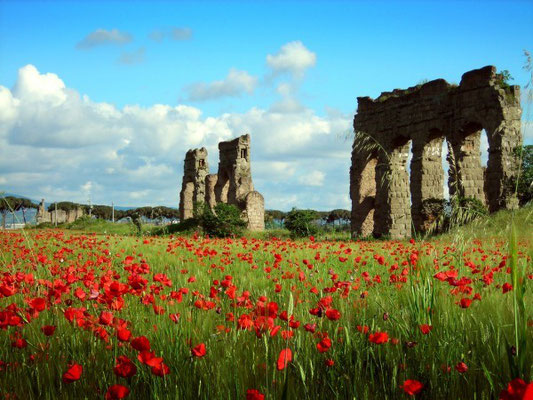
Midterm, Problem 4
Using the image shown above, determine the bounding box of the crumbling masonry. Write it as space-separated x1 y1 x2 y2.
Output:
351 66 522 239
179 134 265 231
179 148 209 220
36 199 85 225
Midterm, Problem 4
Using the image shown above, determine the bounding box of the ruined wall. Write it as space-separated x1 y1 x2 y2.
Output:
179 134 264 231
351 66 522 239
215 134 254 207
37 199 85 224
179 148 209 220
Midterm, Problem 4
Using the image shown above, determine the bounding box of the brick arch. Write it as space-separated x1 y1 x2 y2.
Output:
352 66 522 238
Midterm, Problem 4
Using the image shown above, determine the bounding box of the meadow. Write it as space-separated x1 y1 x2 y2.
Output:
0 206 531 399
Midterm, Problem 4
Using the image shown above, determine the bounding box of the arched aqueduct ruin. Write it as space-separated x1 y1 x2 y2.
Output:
350 66 522 239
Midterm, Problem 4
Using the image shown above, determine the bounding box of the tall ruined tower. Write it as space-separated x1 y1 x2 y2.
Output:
179 134 264 231
211 134 264 231
179 147 209 220
214 134 254 206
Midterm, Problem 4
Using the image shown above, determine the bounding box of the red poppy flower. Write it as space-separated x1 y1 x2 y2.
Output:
114 356 137 378
151 362 170 376
402 379 424 395
192 343 206 358
246 389 265 400
62 363 83 383
455 362 468 373
325 309 341 321
41 325 56 336
499 378 533 400
276 348 292 371
325 359 335 367
169 313 180 323
316 337 332 353
460 298 472 308
357 325 369 334
502 283 513 294
117 328 131 342
419 324 432 335
368 332 389 344
29 298 46 312
99 311 114 326
105 384 130 400
131 336 150 352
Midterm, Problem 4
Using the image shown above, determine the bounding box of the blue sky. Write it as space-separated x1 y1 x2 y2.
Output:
0 0 532 209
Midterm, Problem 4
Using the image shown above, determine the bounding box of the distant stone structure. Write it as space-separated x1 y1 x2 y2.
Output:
179 148 209 220
179 134 264 231
351 66 522 239
36 199 85 224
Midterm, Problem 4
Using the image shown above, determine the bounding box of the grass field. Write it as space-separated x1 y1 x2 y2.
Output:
0 206 531 399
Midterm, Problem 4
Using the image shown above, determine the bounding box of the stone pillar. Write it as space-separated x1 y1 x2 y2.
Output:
205 174 218 210
410 136 444 233
180 182 194 220
450 128 485 204
483 89 522 212
374 140 412 239
350 143 376 238
179 148 209 221
245 191 265 231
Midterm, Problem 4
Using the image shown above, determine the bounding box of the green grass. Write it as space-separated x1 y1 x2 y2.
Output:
0 206 531 399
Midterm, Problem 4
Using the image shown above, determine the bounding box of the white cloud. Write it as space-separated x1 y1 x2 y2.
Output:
118 47 145 65
149 27 193 42
172 27 193 41
523 120 532 141
0 64 351 209
266 41 316 78
184 69 258 101
81 181 93 193
298 170 325 187
76 29 132 49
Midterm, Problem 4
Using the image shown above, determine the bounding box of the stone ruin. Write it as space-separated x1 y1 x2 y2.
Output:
179 134 265 231
36 199 85 225
350 66 522 239
179 148 209 221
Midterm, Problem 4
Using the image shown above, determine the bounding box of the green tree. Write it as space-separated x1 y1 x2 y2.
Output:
265 210 287 228
327 209 351 226
284 208 319 238
516 145 533 205
198 203 246 238
48 202 80 212
90 205 113 220
0 196 38 227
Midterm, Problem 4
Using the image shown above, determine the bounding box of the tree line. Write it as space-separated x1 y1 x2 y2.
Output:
265 208 351 227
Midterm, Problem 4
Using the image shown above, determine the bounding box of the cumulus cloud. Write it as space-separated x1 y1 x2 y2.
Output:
172 27 193 40
0 65 351 209
184 69 258 101
149 27 192 42
266 41 316 78
76 28 132 49
523 120 533 140
118 47 146 65
298 170 325 186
